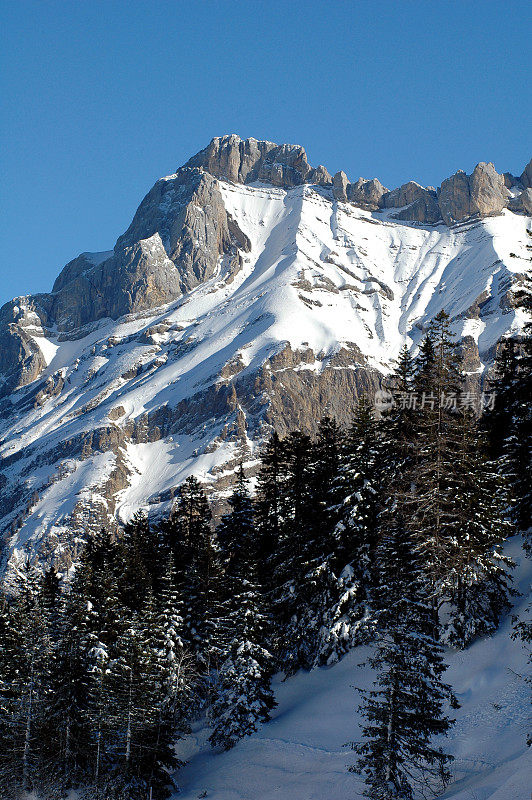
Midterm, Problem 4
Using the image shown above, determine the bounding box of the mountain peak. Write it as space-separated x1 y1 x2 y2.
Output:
183 134 331 188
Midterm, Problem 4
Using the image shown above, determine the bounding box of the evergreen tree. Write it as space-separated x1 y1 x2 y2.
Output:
383 344 417 475
268 430 325 673
210 467 276 749
484 332 532 532
254 432 290 586
171 477 225 677
394 311 515 644
351 524 457 799
405 313 471 612
5 560 52 796
442 408 514 648
316 398 382 665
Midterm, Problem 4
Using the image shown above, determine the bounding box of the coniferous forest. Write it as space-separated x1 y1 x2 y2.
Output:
0 309 530 800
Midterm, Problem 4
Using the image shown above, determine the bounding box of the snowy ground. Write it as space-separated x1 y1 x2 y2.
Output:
173 538 531 800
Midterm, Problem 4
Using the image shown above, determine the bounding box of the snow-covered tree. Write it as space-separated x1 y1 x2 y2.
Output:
316 398 383 665
351 523 457 799
210 467 276 749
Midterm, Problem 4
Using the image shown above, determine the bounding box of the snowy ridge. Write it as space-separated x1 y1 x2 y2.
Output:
0 182 531 565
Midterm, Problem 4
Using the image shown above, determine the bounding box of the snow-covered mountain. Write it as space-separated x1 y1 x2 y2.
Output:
1 136 531 571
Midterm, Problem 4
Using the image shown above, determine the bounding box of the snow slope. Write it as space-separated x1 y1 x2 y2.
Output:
173 538 531 800
1 182 531 564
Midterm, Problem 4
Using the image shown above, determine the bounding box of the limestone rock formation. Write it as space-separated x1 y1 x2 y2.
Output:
347 177 387 210
184 134 313 187
438 162 509 226
382 181 429 208
521 158 532 189
381 181 441 224
1 137 531 572
332 170 349 202
509 187 532 215
391 192 442 224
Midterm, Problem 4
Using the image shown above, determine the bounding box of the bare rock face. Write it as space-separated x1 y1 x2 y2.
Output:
332 170 349 202
438 162 509 226
469 162 509 217
0 166 251 394
520 158 532 189
184 134 314 187
392 192 442 224
437 170 471 226
347 177 387 210
509 187 532 215
382 181 428 208
45 170 249 331
0 309 47 395
309 164 333 186
382 181 441 224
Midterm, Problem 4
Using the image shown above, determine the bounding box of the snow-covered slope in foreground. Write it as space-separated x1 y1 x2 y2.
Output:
174 538 531 800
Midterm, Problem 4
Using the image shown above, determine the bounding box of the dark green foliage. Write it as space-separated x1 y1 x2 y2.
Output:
210 467 276 749
351 525 457 799
316 399 383 665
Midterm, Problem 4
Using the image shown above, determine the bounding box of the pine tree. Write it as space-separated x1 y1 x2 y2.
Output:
152 560 195 725
4 560 52 796
484 331 532 532
351 524 457 799
441 408 514 648
268 430 325 673
0 584 26 797
405 313 469 612
210 467 276 749
254 431 289 586
382 344 417 475
316 398 383 665
171 477 225 677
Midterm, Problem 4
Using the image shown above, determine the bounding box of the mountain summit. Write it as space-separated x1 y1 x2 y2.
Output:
0 137 531 571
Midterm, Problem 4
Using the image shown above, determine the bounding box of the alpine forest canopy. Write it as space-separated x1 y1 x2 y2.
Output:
0 309 530 800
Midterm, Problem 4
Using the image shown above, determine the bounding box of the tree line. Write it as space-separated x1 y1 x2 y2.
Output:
0 308 530 800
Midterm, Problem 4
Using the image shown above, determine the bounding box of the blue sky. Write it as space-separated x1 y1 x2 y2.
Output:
1 0 530 305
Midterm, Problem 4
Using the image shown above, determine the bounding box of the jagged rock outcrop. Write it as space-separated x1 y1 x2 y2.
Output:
0 309 47 395
521 158 532 189
438 162 509 226
347 177 387 210
184 133 331 188
381 181 441 223
0 168 252 394
509 187 532 215
382 181 430 208
332 171 349 202
332 171 387 210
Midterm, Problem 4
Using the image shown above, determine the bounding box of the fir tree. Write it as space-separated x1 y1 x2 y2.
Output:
268 430 325 673
254 431 289 586
171 477 225 676
316 398 382 665
210 467 276 749
441 408 514 648
5 560 52 796
484 332 531 532
351 524 457 799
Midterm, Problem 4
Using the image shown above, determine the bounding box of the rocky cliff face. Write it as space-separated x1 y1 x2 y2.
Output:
0 136 530 572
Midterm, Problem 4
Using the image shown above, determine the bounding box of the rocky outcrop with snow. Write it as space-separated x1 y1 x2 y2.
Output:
0 136 531 571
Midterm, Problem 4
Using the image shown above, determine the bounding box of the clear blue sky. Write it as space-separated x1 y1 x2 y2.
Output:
1 0 530 306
